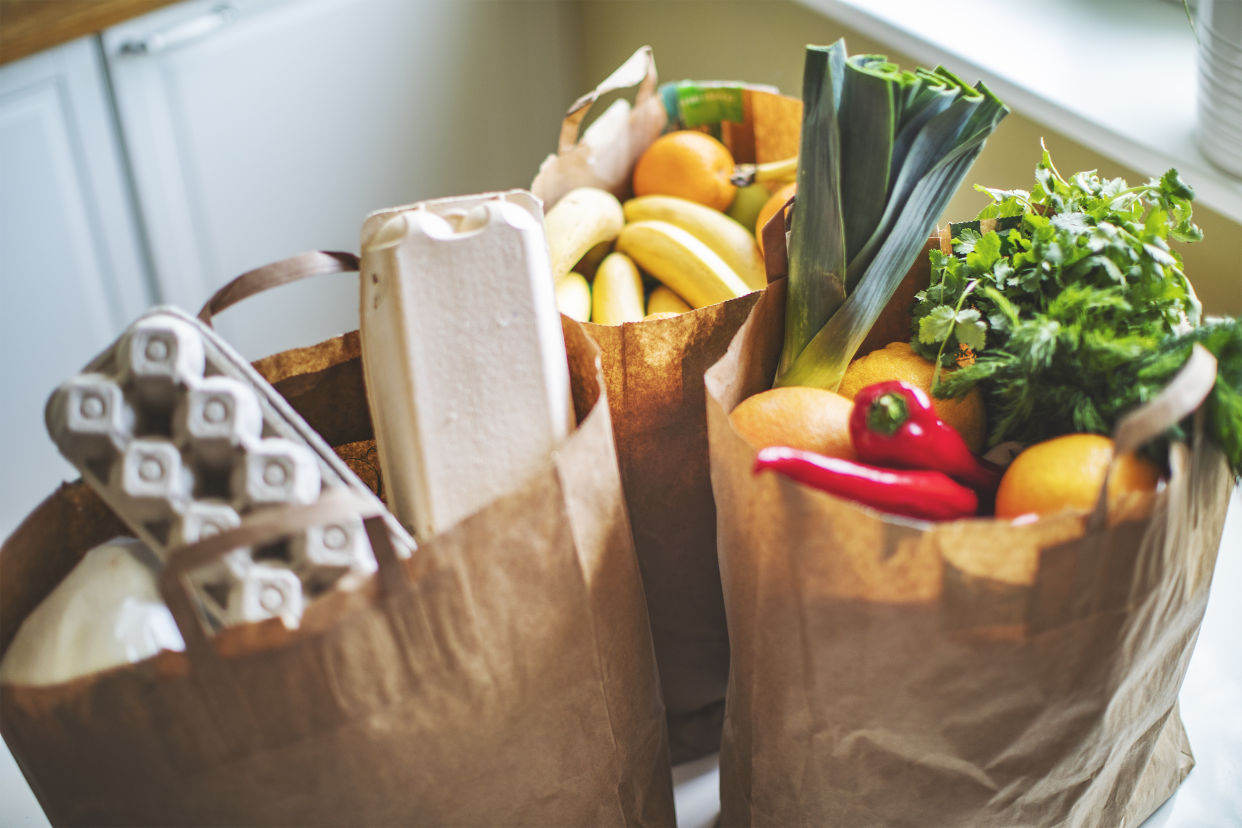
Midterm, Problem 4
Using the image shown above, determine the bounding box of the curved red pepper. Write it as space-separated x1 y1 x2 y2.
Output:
849 381 1000 492
752 446 977 521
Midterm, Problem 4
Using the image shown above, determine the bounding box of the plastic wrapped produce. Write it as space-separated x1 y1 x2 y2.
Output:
0 537 183 686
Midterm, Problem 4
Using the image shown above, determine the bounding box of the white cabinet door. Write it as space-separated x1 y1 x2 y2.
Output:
0 37 153 540
103 0 582 360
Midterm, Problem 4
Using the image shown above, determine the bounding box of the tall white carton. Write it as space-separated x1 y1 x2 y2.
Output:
360 190 571 540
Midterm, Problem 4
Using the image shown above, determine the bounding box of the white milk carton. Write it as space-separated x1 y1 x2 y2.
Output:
360 190 571 540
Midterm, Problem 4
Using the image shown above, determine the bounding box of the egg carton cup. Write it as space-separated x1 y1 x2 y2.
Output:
190 552 305 630
45 307 404 631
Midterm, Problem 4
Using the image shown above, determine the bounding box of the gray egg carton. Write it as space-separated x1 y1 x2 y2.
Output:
46 306 413 631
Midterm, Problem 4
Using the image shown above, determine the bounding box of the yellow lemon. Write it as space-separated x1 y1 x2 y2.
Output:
838 341 986 454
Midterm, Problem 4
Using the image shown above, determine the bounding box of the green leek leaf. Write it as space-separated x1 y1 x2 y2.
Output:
844 83 983 291
777 82 1009 390
778 41 847 377
774 42 1008 391
839 57 895 265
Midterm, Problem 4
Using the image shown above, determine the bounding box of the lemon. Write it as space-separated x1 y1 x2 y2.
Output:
755 182 796 257
838 341 987 454
729 387 856 460
995 434 1160 519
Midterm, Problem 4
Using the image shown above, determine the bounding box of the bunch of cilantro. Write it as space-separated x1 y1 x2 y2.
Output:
910 149 1242 474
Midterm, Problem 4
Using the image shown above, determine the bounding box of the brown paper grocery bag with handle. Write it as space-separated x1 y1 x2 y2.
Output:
533 47 803 762
704 278 1233 827
0 254 676 827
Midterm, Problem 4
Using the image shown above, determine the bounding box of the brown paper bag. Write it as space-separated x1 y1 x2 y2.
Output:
533 48 802 763
0 255 676 827
704 279 1234 827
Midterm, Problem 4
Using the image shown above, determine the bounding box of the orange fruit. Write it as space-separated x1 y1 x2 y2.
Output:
838 341 987 454
994 434 1160 519
632 131 737 212
756 182 796 257
729 386 856 460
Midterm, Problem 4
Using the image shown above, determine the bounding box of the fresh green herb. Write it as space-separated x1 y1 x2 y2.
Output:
775 40 1008 389
911 149 1242 475
1132 319 1242 472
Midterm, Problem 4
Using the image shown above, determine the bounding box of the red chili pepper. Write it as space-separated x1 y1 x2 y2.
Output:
849 381 1001 492
752 446 977 521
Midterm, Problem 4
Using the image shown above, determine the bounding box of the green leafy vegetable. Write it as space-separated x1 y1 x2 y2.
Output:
776 40 1008 389
911 149 1242 475
778 43 847 380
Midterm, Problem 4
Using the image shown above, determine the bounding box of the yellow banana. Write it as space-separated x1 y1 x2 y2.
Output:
592 253 645 326
732 155 798 187
555 272 591 322
624 195 766 290
615 221 752 309
544 188 625 285
647 285 691 316
575 240 613 280
755 155 798 183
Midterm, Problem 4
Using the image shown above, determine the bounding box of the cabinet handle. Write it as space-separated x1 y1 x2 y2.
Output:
119 5 239 56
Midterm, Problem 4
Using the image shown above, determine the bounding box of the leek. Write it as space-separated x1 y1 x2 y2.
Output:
778 44 847 378
838 56 895 265
775 40 1009 391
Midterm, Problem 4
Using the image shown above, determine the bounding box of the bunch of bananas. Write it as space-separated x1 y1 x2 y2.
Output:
546 127 798 326
546 188 772 325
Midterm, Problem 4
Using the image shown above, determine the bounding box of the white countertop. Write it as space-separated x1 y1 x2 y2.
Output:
796 0 1242 224
4 487 1239 825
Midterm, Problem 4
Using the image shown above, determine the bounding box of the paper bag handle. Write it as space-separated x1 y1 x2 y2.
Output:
558 45 658 154
156 488 403 754
1088 343 1218 531
760 195 795 283
197 250 360 327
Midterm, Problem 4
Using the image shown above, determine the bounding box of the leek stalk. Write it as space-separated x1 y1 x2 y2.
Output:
775 40 1009 391
778 44 847 378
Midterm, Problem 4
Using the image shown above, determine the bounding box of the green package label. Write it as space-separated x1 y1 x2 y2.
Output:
675 83 745 128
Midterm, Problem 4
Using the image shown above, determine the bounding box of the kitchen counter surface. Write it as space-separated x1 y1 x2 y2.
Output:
0 0 177 65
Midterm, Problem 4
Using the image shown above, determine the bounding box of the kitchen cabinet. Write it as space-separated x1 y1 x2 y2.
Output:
101 0 583 360
0 0 583 535
0 36 153 539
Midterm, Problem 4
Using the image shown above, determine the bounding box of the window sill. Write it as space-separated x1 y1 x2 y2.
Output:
797 0 1242 224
